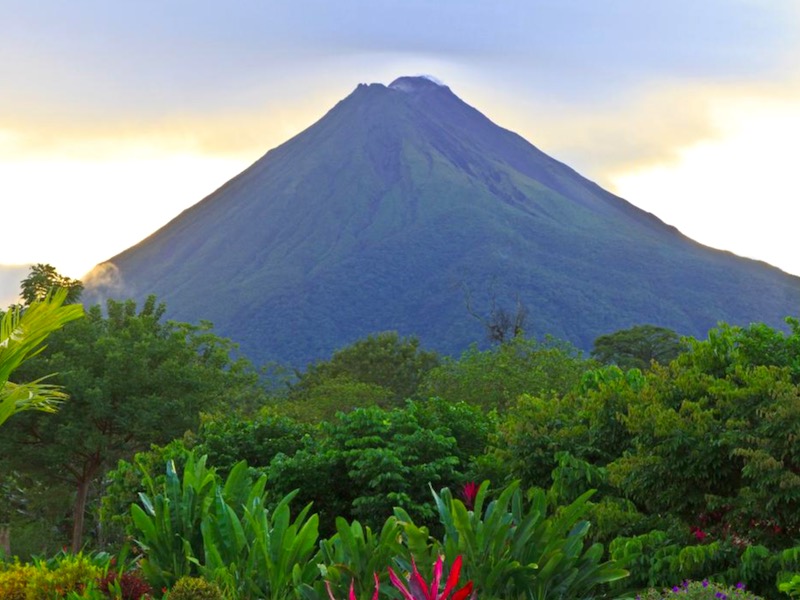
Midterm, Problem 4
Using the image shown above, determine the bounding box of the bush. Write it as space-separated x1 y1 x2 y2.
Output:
98 570 153 600
0 561 36 600
167 576 224 600
639 579 764 600
20 552 102 600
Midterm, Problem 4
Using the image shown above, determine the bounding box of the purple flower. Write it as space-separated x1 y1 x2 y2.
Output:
702 580 709 588
736 583 745 590
673 586 680 593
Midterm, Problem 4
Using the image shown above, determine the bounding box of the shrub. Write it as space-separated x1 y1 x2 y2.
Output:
639 579 763 600
0 561 36 600
167 576 224 600
24 553 102 599
97 570 153 600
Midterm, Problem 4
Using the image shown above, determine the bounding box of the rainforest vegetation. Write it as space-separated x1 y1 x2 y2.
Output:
2 265 800 600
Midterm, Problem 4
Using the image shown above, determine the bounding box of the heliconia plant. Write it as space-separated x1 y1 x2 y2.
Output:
388 555 476 600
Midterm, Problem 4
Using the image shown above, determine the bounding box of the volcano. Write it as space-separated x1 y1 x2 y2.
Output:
86 76 800 366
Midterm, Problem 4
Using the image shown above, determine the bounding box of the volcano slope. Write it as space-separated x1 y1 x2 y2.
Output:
86 76 800 366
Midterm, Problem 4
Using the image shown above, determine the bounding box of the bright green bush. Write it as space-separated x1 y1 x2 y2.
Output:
167 576 224 600
0 560 36 600
779 574 800 598
22 552 102 600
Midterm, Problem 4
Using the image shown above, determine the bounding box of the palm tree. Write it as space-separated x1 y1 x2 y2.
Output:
0 288 84 427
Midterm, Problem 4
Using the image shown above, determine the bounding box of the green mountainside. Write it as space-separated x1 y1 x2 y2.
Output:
86 76 800 366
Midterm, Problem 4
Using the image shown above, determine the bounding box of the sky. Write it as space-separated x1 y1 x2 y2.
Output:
2 1 800 305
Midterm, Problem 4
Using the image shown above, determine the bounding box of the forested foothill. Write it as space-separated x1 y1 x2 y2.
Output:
2 265 800 600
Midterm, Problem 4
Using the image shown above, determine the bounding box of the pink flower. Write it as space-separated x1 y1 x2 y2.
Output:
461 482 478 511
388 555 475 600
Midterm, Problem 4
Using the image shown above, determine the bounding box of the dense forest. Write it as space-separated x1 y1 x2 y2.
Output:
2 265 800 600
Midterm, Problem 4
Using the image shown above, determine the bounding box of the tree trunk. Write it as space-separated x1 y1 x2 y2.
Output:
72 467 97 554
71 477 91 553
0 525 10 556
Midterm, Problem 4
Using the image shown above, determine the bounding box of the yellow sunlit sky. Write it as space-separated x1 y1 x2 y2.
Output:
2 1 800 305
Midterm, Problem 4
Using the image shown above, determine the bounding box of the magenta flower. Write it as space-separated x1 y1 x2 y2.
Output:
461 482 478 511
388 555 475 600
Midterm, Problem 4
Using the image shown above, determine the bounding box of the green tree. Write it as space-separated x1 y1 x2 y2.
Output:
421 335 589 410
268 399 487 532
591 324 687 371
277 378 392 422
0 295 259 552
0 289 82 554
290 331 439 405
193 411 310 474
19 263 84 306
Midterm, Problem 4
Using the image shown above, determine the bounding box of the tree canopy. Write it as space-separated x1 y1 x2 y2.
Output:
591 324 687 371
19 263 84 306
1 294 260 551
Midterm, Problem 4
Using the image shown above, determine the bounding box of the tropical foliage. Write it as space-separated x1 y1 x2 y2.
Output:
3 266 800 600
0 288 83 428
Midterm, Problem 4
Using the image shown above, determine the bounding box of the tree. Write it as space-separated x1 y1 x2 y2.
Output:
591 324 686 371
462 282 528 344
0 295 259 552
421 335 589 410
0 288 84 428
0 289 82 554
19 263 84 306
267 399 487 532
290 331 439 405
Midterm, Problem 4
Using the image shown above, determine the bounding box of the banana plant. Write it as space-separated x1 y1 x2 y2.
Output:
130 452 217 590
201 480 321 600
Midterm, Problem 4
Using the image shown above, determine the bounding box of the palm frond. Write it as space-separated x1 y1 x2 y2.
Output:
0 288 83 426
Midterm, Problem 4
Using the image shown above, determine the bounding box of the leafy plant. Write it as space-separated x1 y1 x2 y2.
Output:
130 452 218 589
307 516 407 600
388 555 475 600
24 552 103 600
0 288 83 427
97 570 153 600
779 574 800 598
424 480 628 599
200 482 320 600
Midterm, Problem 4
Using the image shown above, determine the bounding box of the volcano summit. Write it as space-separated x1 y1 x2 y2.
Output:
86 76 800 366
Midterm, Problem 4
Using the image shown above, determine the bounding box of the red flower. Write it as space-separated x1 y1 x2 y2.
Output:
461 482 478 511
388 555 475 600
